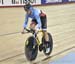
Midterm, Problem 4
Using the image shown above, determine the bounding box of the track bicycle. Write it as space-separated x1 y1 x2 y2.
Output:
24 28 53 61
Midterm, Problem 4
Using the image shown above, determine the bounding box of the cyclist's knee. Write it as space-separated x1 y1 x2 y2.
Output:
30 22 36 29
43 31 49 41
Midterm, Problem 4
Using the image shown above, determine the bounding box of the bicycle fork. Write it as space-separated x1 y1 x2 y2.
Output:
33 33 40 47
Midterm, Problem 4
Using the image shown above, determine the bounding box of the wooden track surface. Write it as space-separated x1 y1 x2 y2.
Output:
0 3 75 64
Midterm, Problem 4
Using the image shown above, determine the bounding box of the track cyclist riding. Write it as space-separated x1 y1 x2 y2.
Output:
21 1 53 61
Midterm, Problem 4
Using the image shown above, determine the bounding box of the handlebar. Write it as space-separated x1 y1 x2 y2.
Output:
25 28 31 32
23 28 43 34
25 28 35 34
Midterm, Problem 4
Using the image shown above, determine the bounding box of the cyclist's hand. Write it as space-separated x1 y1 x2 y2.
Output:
21 28 26 34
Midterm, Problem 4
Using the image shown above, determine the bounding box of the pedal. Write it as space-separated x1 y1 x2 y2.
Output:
45 48 50 53
33 45 35 49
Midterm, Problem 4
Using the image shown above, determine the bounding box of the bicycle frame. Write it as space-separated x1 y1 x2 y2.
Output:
35 31 44 45
25 28 44 46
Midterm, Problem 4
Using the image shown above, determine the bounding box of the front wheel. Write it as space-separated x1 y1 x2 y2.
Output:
25 36 38 61
42 33 53 56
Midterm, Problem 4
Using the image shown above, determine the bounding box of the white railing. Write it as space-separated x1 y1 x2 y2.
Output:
0 0 75 7
0 0 41 6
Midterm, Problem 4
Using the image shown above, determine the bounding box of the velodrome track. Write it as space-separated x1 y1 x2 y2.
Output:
0 3 75 64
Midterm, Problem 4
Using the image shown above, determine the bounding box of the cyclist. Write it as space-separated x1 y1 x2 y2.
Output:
21 3 49 51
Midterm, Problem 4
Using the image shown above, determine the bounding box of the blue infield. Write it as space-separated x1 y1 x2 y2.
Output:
49 52 75 64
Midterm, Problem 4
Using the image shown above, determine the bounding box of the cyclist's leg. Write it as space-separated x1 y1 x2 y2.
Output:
30 19 37 30
39 15 49 51
40 15 49 42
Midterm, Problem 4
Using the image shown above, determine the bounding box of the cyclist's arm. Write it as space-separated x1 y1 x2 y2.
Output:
23 14 29 29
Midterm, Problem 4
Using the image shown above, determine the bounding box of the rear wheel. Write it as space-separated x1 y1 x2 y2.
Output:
42 33 53 56
25 36 38 61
